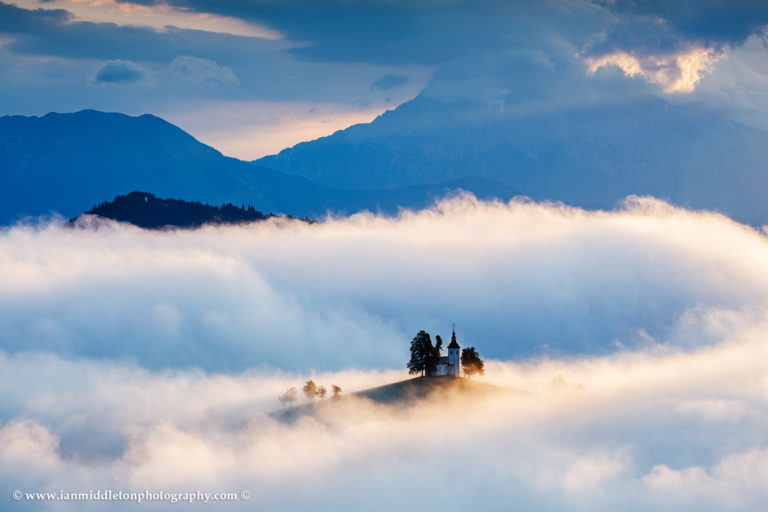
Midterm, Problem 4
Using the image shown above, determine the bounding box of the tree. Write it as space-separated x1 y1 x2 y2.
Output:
317 385 327 400
461 347 485 379
429 335 443 375
331 385 342 399
278 387 298 407
407 330 436 376
303 380 318 401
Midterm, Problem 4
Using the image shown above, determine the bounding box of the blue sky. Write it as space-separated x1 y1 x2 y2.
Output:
1 0 768 158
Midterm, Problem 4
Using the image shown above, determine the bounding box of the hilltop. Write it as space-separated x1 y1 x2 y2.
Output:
72 191 286 229
272 376 512 424
355 375 505 403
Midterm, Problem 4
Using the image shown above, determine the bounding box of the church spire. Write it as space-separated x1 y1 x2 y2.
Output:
448 326 460 349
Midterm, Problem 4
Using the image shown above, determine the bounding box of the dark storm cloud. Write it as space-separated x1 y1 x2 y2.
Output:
3 0 765 73
158 0 605 65
0 1 284 64
588 0 768 57
93 59 148 84
0 2 71 31
370 73 408 91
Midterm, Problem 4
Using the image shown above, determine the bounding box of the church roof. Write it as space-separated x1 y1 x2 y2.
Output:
447 329 460 349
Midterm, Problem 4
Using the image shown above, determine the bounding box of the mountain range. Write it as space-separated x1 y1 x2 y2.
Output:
4 89 768 225
0 110 515 224
258 94 768 225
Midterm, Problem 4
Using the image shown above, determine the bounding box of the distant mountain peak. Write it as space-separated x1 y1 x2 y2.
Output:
256 92 768 224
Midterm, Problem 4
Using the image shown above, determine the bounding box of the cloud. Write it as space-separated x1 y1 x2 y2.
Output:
596 0 768 51
0 1 288 64
370 73 408 91
661 33 768 131
169 55 238 86
4 196 768 373
6 0 768 149
585 46 724 93
2 196 768 509
0 0 431 134
2 329 768 510
92 59 148 84
7 0 280 39
581 1 768 94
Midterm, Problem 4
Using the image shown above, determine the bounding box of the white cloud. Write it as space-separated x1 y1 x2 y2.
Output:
665 33 768 131
585 46 724 93
2 196 768 509
4 196 768 371
2 332 768 510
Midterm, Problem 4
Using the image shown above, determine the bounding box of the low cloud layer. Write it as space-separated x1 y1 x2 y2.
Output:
2 196 768 509
3 196 768 371
2 333 768 511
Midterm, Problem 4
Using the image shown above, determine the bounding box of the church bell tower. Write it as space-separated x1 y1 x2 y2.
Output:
447 327 461 377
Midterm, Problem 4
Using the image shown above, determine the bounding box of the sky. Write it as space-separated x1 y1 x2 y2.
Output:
1 0 768 158
4 3 768 509
4 196 768 510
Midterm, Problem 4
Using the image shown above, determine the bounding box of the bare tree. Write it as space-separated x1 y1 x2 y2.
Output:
317 385 327 400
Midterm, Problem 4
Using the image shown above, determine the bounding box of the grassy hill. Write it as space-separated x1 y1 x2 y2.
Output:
272 376 514 423
355 375 504 403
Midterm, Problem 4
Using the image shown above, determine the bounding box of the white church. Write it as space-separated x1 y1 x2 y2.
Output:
432 329 462 377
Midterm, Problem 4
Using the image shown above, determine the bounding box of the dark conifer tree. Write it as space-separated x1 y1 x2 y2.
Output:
407 330 436 376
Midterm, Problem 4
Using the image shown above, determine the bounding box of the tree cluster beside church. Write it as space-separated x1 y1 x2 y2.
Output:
407 328 484 378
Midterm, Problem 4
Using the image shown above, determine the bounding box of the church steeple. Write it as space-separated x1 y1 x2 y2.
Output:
447 326 461 377
447 327 460 349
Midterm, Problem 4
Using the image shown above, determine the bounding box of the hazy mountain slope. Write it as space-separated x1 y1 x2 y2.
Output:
0 110 516 224
0 110 319 222
257 95 768 224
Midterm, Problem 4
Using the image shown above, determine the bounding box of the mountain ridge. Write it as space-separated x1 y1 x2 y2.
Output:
256 93 768 224
0 109 518 224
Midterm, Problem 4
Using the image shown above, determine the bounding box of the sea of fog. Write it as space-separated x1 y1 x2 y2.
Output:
1 195 768 511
